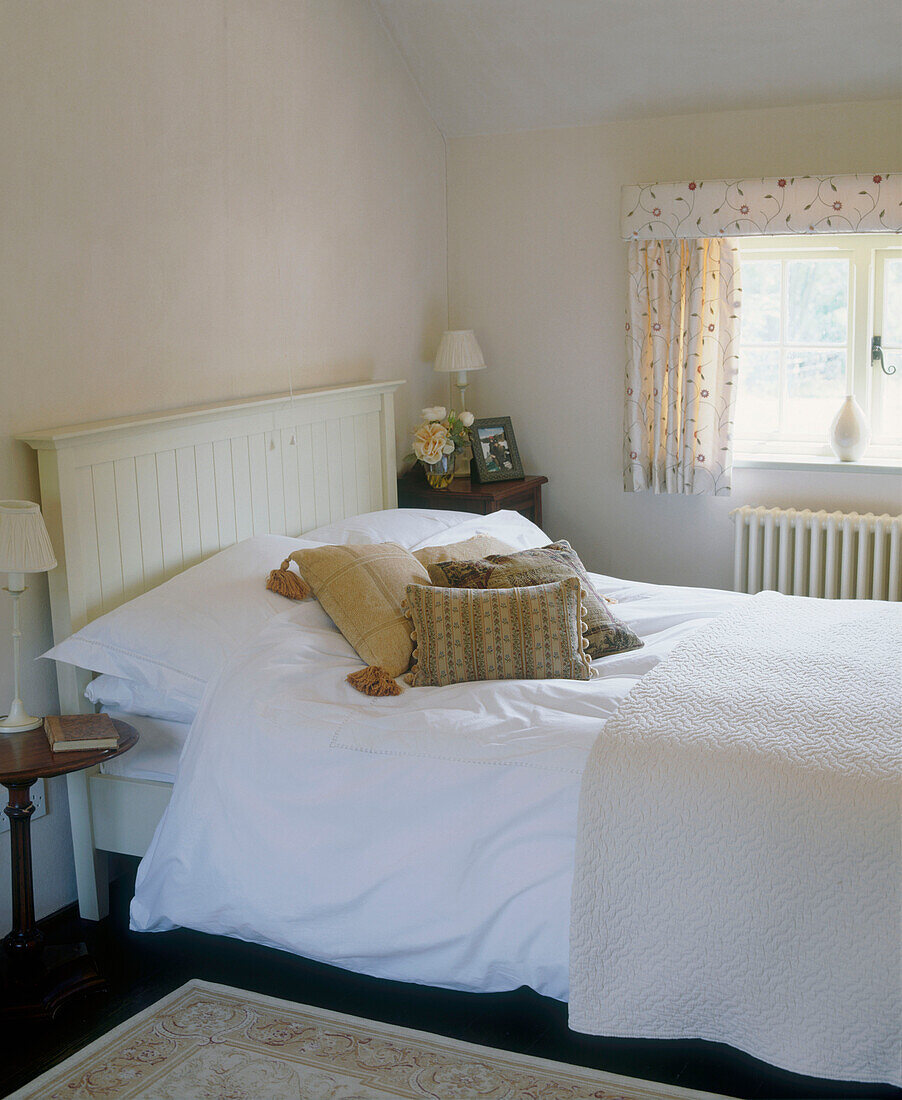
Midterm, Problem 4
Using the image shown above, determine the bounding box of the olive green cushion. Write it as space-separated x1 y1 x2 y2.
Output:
405 578 593 687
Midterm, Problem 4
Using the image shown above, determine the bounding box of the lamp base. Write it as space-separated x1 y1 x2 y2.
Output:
0 700 43 734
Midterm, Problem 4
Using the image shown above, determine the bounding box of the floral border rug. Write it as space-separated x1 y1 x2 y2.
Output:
9 979 733 1100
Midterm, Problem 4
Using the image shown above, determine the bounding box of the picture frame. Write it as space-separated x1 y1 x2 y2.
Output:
469 417 525 483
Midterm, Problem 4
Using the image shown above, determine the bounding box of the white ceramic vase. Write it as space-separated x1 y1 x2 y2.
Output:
829 395 870 461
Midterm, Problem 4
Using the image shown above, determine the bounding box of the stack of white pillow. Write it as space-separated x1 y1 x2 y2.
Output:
45 508 551 724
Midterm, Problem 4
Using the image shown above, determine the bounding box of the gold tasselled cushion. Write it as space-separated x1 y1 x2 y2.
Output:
288 543 430 677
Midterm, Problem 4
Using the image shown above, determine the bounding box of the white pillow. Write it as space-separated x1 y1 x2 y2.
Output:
84 674 198 725
409 510 551 553
302 507 484 549
44 534 323 707
304 507 551 552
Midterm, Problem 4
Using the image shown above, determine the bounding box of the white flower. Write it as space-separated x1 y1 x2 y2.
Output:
421 405 446 422
459 411 474 427
413 422 451 464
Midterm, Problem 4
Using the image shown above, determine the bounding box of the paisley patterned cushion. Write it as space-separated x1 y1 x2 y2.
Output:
426 541 643 661
404 577 594 687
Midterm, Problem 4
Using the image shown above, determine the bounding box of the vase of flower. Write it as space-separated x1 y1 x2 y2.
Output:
407 406 475 491
422 452 456 489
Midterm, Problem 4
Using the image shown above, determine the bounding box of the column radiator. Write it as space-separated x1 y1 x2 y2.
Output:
730 506 902 600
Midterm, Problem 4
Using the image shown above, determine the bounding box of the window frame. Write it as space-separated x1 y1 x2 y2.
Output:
871 247 902 447
735 233 902 461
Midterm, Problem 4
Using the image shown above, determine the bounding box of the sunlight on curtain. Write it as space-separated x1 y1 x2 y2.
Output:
624 238 741 495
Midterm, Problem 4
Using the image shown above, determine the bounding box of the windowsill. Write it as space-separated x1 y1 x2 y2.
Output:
734 453 902 474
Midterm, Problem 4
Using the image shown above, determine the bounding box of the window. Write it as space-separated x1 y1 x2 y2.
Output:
735 234 902 460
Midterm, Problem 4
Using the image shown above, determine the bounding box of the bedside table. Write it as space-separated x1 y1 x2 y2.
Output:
0 718 138 1019
398 472 548 527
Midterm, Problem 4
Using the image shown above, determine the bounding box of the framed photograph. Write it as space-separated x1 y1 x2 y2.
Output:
469 417 524 483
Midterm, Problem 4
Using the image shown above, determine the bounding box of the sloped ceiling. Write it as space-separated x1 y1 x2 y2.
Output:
373 0 902 136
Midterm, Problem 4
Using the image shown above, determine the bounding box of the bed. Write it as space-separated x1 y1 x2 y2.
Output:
20 382 901 1087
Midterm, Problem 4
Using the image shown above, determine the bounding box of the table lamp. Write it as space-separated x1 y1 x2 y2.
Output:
0 501 57 733
434 330 486 409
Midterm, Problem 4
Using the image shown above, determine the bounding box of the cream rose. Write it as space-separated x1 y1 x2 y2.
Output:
421 405 447 422
413 421 451 464
459 411 474 427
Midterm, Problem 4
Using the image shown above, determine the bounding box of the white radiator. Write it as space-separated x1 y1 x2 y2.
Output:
730 506 902 600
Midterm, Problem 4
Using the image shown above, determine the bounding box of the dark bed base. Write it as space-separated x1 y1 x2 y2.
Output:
1 861 898 1100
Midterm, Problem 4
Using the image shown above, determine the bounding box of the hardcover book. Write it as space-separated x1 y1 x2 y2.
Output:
44 714 119 752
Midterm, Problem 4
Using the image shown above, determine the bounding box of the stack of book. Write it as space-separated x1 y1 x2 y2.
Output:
44 714 119 753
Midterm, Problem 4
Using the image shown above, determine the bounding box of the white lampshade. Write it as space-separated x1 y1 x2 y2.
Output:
0 501 57 574
434 330 486 376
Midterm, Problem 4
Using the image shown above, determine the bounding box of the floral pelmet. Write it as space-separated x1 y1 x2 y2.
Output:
621 174 901 239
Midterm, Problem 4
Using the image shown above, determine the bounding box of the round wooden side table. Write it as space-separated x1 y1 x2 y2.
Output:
0 718 138 1019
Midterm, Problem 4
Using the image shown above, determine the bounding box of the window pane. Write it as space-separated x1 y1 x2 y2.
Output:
874 375 902 440
784 352 846 438
786 259 848 345
882 258 902 348
735 347 780 437
741 261 781 343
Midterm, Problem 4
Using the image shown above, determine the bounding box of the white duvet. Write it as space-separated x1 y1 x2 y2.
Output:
131 542 745 1002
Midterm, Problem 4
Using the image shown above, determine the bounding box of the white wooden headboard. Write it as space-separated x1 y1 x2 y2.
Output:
19 379 404 713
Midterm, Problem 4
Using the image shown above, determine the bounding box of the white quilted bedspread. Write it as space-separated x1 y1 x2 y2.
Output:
569 592 902 1086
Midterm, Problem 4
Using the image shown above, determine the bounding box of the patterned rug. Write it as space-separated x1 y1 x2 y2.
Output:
10 979 732 1099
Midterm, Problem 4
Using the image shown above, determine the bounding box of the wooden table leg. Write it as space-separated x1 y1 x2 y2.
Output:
3 783 43 979
532 486 542 530
1 782 106 1019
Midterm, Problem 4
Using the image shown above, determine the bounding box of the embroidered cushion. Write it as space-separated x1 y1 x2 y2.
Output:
287 543 429 677
412 534 513 568
425 541 643 661
404 578 594 687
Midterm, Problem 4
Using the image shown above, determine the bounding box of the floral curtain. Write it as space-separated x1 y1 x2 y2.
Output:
624 238 740 495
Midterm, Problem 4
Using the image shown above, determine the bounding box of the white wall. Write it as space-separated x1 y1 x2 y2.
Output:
448 100 902 584
0 0 446 924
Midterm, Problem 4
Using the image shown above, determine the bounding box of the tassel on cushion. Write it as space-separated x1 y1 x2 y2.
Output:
266 559 310 600
346 666 402 697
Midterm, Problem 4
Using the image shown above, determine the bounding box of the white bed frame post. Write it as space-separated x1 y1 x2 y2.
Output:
19 380 404 920
37 449 111 919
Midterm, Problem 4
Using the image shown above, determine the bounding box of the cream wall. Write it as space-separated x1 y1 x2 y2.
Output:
0 0 446 924
448 100 902 584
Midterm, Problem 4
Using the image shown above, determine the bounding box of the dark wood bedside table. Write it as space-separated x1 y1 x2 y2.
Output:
398 472 548 527
0 718 138 1019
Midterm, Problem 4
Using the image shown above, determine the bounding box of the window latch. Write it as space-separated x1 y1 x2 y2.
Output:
872 335 896 376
